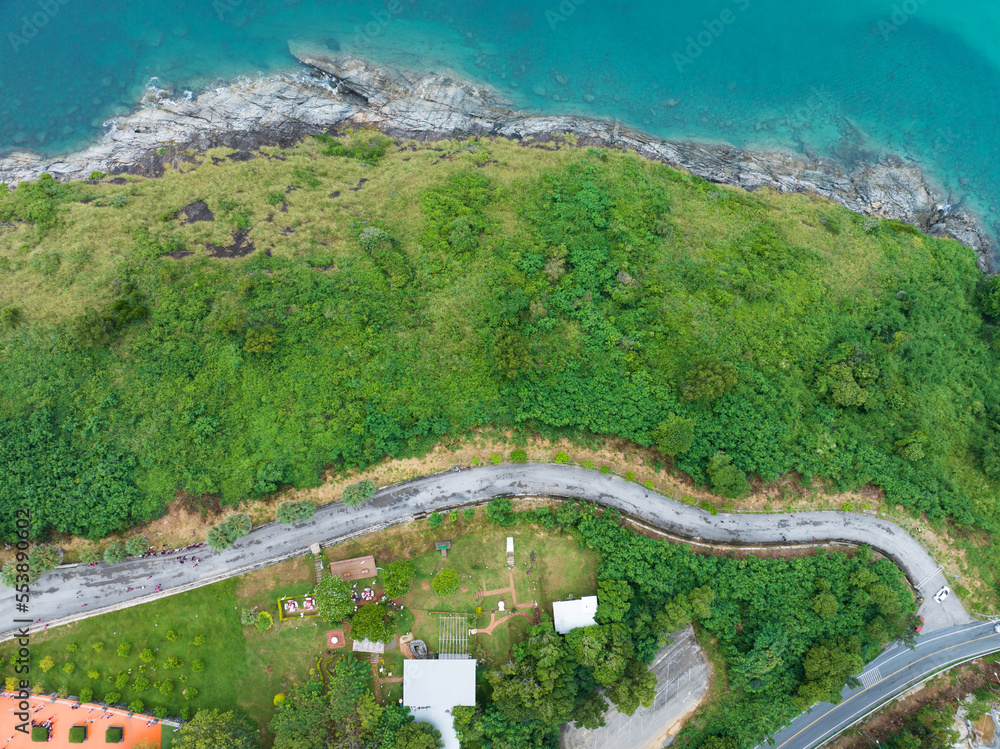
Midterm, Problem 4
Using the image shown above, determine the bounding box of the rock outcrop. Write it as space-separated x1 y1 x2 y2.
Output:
1 43 993 270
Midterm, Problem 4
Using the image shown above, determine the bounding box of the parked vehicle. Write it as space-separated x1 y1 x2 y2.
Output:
933 587 950 603
915 615 924 633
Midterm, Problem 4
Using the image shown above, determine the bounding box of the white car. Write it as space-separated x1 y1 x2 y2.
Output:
933 587 950 603
994 621 1000 634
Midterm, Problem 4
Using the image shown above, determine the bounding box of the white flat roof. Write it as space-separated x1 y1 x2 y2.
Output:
411 707 461 749
506 536 514 553
553 595 599 634
403 659 476 709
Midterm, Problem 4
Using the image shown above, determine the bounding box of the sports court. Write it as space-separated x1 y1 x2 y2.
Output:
0 693 167 748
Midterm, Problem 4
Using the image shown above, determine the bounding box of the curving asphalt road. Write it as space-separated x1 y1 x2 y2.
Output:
760 621 1000 749
6 464 998 748
2 463 973 641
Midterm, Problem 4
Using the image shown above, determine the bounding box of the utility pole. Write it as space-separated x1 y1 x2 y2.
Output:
859 729 880 747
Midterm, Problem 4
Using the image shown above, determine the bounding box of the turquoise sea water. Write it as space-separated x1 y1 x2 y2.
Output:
1 0 998 243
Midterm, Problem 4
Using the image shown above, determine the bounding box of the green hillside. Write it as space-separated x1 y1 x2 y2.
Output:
2 132 998 576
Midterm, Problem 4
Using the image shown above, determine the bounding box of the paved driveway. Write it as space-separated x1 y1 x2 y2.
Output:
1 463 972 640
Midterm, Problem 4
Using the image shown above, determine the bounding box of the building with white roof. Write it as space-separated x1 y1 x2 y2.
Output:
552 595 599 634
403 659 477 749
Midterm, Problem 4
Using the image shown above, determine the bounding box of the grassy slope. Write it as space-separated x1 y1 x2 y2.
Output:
2 132 999 602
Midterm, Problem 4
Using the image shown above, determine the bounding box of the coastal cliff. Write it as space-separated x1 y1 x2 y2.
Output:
0 42 992 270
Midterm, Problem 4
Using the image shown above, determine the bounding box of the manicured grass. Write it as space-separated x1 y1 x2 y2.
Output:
0 555 330 742
0 579 243 720
0 518 597 745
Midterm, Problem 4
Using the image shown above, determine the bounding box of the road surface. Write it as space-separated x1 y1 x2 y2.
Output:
761 621 1000 749
1 463 973 640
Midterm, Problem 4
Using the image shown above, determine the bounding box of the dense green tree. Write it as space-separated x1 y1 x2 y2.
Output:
707 453 750 499
653 413 696 456
173 709 258 749
680 360 738 403
382 560 416 598
394 721 443 749
315 574 354 623
349 604 394 644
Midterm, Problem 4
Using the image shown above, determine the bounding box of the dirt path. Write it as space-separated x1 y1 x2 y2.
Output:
479 610 530 635
475 570 518 607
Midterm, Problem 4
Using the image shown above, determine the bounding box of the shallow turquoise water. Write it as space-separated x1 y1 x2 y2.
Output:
1 0 998 241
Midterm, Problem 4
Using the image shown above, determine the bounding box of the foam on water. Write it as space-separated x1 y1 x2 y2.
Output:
0 0 997 239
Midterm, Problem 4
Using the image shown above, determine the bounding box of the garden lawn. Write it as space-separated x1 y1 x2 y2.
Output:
0 555 335 744
0 579 242 719
394 521 599 657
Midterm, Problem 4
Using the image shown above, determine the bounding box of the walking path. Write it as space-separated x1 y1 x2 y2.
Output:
0 463 973 641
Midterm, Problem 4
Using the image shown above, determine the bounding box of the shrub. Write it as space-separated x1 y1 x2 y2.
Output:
63 662 76 675
432 568 460 596
164 657 182 669
154 706 168 718
255 611 273 633
87 670 100 680
117 643 131 657
273 694 285 706
165 629 178 641
91 642 104 653
105 726 123 743
383 560 416 598
644 480 655 490
463 508 475 520
240 608 257 626
582 459 595 470
534 507 555 528
449 510 458 522
315 130 393 166
78 687 93 703
104 692 121 705
191 660 205 672
115 672 129 689
599 465 611 474
207 513 252 550
183 688 199 701
160 680 174 695
265 190 284 206
428 512 444 529
4 676 17 691
66 643 78 653
128 700 144 714
510 448 527 464
139 648 154 663
193 635 205 646
276 500 317 524
39 656 54 673
487 497 514 526
133 676 150 691
80 546 101 565
89 171 105 180
104 543 127 565
490 452 502 465
554 451 570 464
125 535 148 556
68 725 87 743
342 479 376 507
625 471 636 482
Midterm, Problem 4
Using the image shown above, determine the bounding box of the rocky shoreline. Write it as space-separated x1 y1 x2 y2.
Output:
1 41 993 271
